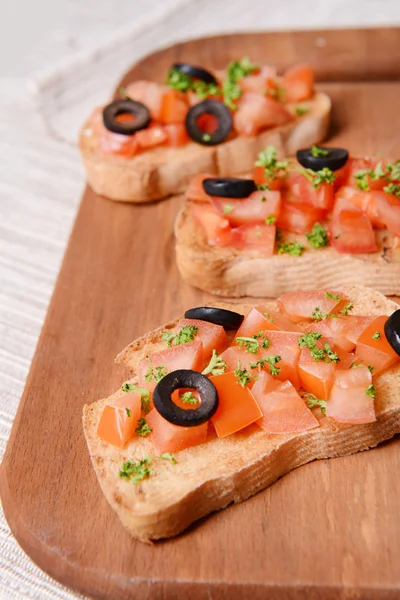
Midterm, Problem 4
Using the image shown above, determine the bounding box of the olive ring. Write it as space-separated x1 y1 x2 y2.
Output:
202 177 257 199
384 309 400 356
172 63 217 85
296 147 349 172
102 99 151 136
185 100 232 146
185 307 244 330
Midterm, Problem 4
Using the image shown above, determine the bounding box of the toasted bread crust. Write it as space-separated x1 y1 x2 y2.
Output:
83 287 400 542
80 92 331 203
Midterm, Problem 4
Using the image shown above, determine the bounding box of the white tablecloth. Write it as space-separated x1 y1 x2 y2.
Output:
1 1 400 598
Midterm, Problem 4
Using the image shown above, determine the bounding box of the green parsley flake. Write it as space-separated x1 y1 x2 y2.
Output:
119 456 152 483
202 349 226 376
265 215 276 225
383 182 400 198
372 331 381 340
387 161 400 181
145 364 168 384
295 106 309 116
162 325 199 347
266 87 285 102
192 80 219 99
365 384 376 399
121 383 151 414
311 307 339 322
236 336 260 354
354 162 386 191
166 68 192 91
136 417 152 437
255 146 289 181
180 391 198 405
202 133 212 143
325 292 341 300
125 407 131 417
310 146 330 158
257 183 270 191
305 393 327 414
223 204 233 214
298 332 339 363
278 241 304 256
341 302 353 316
306 223 329 248
159 453 177 464
234 361 252 387
250 355 281 376
303 167 336 188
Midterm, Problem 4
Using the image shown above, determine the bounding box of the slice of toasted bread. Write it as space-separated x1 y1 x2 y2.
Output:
80 92 331 203
174 197 400 298
83 286 400 542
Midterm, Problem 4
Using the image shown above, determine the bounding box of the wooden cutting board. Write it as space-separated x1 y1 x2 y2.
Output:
2 28 400 600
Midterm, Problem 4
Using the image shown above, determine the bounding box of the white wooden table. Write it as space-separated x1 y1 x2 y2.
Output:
1 1 399 598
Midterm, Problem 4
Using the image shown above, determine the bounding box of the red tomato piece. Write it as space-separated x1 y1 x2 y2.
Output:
355 315 399 374
338 157 388 191
333 187 387 230
233 93 292 136
238 66 277 94
252 379 319 434
285 171 335 211
160 90 188 124
326 366 375 424
186 173 215 202
340 316 375 345
305 319 354 352
335 348 357 370
330 210 378 254
125 80 167 121
137 341 203 393
99 130 139 158
255 306 301 332
209 190 281 226
251 370 281 396
298 350 335 400
192 204 233 246
234 308 278 339
135 124 167 149
210 371 262 437
163 123 190 147
146 408 208 453
174 318 227 358
257 331 302 388
374 191 400 235
97 392 142 448
230 224 276 254
282 65 314 102
252 165 283 190
277 290 345 322
277 201 324 234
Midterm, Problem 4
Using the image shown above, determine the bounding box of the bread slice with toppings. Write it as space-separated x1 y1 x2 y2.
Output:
82 286 400 542
79 92 331 203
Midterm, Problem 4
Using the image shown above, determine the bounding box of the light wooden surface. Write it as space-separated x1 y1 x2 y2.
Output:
1 28 400 600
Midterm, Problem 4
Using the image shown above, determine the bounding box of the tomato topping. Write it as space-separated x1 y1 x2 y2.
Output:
186 173 215 202
252 165 283 190
231 224 276 254
97 392 142 448
374 191 400 236
277 290 344 322
146 408 208 453
335 348 357 370
173 318 227 358
125 80 166 121
137 341 203 393
209 190 281 226
255 307 301 332
356 315 399 374
326 366 375 424
330 210 378 254
164 123 190 147
99 129 139 158
160 89 188 124
210 372 262 437
192 204 233 246
338 157 388 191
285 171 335 211
252 378 319 434
277 201 324 234
298 351 335 400
233 93 292 136
135 124 167 149
235 307 300 339
282 65 314 102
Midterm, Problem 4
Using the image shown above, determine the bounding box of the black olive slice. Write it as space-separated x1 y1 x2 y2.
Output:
202 177 257 199
384 309 400 356
153 370 219 427
102 99 151 136
296 147 349 172
184 307 244 330
185 100 232 146
172 63 217 85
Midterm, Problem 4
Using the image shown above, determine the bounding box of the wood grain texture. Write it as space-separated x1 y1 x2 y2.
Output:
2 28 400 600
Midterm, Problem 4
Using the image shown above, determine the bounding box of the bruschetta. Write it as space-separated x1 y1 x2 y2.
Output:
175 147 400 297
79 59 331 202
83 285 400 542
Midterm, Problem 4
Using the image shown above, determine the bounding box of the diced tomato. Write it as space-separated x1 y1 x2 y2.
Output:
326 366 375 424
252 165 283 190
160 89 188 124
238 66 277 94
355 315 399 374
99 130 139 158
192 204 233 246
164 123 190 147
174 318 227 358
298 350 335 400
338 157 388 191
333 187 397 231
330 210 378 254
251 370 281 396
335 348 357 370
210 371 262 437
340 316 375 345
252 379 319 434
235 308 279 339
137 341 203 393
285 171 335 211
210 190 281 226
231 224 276 254
332 189 364 219
125 80 167 121
146 408 208 453
186 173 214 202
282 65 314 102
233 93 292 136
135 124 167 149
277 290 345 322
277 201 324 234
221 345 264 376
258 331 302 388
97 392 142 448
256 307 301 332
374 191 400 235
305 318 355 352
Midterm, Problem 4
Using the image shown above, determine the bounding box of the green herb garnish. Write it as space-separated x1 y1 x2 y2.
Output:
159 453 177 464
250 355 281 376
119 456 152 483
265 215 276 225
310 146 330 158
234 361 252 387
372 331 381 340
325 292 341 300
136 417 152 437
295 106 309 116
180 391 198 405
223 204 233 214
125 407 131 417
341 302 353 316
302 167 336 188
306 223 329 248
121 383 151 414
305 393 327 414
166 68 192 91
162 325 199 347
383 182 400 198
202 349 227 376
145 364 168 384
365 384 376 399
255 146 289 181
236 336 261 354
278 241 304 256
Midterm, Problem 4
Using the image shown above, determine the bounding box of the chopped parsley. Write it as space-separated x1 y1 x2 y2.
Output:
222 57 258 109
135 417 152 437
202 133 212 143
306 223 329 248
255 146 289 181
383 182 400 197
372 331 381 340
305 393 327 414
192 80 219 99
278 241 304 256
125 407 131 417
266 86 285 102
341 302 353 316
302 167 336 188
263 312 274 322
298 332 339 363
162 325 199 347
235 336 261 354
202 349 226 376
310 146 330 158
265 214 276 225
180 391 198 405
166 68 192 91
223 204 233 214
145 364 168 384
311 307 339 322
365 384 376 399
159 453 177 464
354 162 386 191
295 106 309 116
387 160 400 181
257 183 270 191
234 361 252 387
325 292 340 300
250 355 281 376
121 383 151 414
298 331 322 348
351 362 374 373
119 456 152 483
